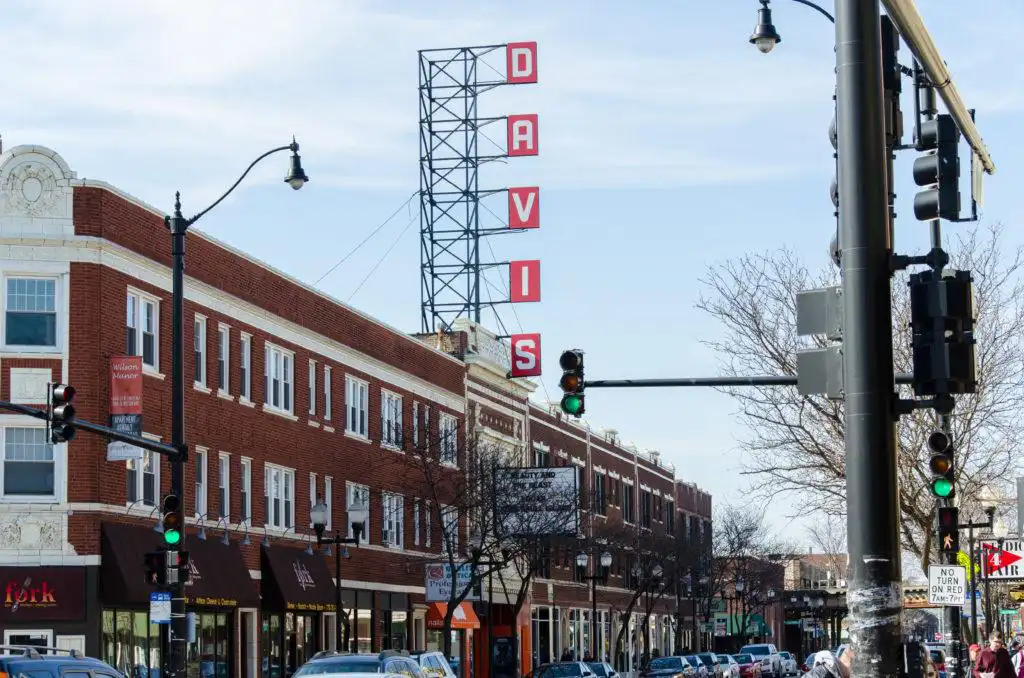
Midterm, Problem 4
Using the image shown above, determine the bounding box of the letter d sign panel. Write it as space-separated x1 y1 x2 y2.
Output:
510 333 542 378
506 42 538 84
510 260 541 303
507 115 539 157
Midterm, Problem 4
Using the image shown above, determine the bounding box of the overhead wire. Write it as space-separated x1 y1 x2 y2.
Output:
347 199 418 303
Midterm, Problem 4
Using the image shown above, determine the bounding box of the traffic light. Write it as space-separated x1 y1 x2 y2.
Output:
938 506 960 553
49 383 76 444
558 350 585 417
909 269 977 396
912 113 961 222
928 429 954 499
161 494 182 546
143 550 166 587
177 551 192 585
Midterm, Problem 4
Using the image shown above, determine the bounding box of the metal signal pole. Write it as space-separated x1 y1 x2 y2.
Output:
835 2 902 676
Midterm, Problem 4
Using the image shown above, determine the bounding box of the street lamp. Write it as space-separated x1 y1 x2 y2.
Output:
750 0 782 53
311 499 368 652
576 551 613 660
162 139 307 678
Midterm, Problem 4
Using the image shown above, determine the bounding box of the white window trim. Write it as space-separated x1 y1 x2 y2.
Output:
2 273 63 354
3 629 53 647
440 504 458 554
239 333 252 403
125 449 161 508
324 476 333 531
380 389 403 451
309 472 318 528
194 447 208 518
382 492 404 550
439 413 458 467
345 376 369 439
194 315 207 388
264 462 296 531
308 360 317 416
127 287 161 373
0 417 66 504
324 366 333 421
413 498 421 547
217 323 231 395
218 451 230 521
240 456 252 522
346 481 370 542
263 342 296 415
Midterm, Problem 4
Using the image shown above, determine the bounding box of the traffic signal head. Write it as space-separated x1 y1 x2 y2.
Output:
161 494 182 545
143 550 165 587
927 429 955 498
49 383 76 444
937 506 960 553
912 114 961 222
558 350 585 418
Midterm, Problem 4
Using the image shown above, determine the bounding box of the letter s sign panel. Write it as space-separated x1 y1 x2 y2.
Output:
509 260 541 303
507 114 539 157
510 333 542 378
506 42 538 84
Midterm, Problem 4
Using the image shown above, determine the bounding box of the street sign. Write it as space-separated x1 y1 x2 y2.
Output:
981 540 1024 580
929 565 967 605
149 591 171 624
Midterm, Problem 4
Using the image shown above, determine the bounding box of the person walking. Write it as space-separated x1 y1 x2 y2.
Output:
976 632 1016 678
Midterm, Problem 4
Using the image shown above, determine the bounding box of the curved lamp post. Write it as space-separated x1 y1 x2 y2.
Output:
312 499 368 652
750 0 836 54
577 551 613 659
162 140 308 678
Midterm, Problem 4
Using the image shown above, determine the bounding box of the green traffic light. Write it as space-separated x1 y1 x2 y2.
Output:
561 394 583 416
164 529 182 545
932 478 953 498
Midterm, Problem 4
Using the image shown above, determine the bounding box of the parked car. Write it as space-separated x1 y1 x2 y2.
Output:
731 654 762 678
528 663 599 678
410 652 457 678
776 652 798 677
586 662 619 678
738 645 780 678
0 646 124 678
685 655 710 678
643 656 696 677
294 650 423 678
717 655 740 678
697 653 723 678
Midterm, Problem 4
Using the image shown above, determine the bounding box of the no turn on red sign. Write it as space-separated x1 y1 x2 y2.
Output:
929 565 967 605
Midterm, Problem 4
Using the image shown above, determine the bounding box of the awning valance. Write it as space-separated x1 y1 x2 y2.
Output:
426 602 480 630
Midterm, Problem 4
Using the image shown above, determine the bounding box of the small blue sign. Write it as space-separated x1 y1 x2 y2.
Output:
150 591 171 624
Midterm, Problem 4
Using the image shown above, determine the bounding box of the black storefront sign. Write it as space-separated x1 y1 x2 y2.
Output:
261 547 337 612
0 566 86 622
100 522 258 606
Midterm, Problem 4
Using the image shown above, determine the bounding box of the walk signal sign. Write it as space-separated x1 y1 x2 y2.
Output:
938 506 959 553
558 350 585 417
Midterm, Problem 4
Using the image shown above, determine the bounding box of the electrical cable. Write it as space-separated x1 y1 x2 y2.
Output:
347 213 418 303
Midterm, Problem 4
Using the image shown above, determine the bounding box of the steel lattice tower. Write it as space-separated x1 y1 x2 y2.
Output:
418 45 515 334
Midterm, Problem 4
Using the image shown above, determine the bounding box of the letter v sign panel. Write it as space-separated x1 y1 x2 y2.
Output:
510 260 541 303
508 187 540 229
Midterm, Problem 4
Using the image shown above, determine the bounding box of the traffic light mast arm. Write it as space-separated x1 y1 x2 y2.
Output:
583 373 915 388
0 399 183 460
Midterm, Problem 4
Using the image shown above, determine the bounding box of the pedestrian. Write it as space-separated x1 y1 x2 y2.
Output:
804 649 851 678
976 632 1016 678
971 644 982 678
1010 640 1024 678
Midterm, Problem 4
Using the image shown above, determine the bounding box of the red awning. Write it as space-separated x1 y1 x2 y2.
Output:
426 602 480 630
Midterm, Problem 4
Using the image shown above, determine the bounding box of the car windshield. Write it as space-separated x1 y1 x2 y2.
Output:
587 664 608 677
649 658 684 671
741 646 770 656
698 655 717 665
779 653 791 660
686 657 701 666
716 656 730 664
733 655 753 665
545 665 584 677
294 661 381 675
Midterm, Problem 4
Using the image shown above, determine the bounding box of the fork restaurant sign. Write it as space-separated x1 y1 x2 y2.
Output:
425 563 480 603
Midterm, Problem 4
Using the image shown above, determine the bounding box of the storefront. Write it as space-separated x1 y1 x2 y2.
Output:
100 522 258 678
426 602 479 678
0 565 95 655
260 546 337 674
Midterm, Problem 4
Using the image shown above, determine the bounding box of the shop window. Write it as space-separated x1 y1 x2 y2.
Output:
2 426 55 499
5 277 58 349
101 609 161 678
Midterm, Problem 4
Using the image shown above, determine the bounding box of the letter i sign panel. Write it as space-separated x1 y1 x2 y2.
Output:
510 260 541 303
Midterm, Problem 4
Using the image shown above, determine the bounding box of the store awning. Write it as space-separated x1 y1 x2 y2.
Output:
101 521 258 607
426 602 480 630
261 545 337 613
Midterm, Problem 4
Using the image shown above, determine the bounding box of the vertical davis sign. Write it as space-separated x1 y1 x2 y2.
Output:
107 356 144 461
497 466 579 537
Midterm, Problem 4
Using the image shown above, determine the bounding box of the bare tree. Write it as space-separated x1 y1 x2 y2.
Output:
806 515 848 585
697 223 1024 572
714 505 787 646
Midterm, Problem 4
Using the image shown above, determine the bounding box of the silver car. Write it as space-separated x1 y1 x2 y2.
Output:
717 655 740 678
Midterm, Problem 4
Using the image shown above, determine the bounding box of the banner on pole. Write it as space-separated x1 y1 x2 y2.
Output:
107 356 144 461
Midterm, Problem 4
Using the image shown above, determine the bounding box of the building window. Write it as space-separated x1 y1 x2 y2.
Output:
381 390 403 449
126 291 159 370
382 492 404 548
640 490 652 528
193 316 206 386
346 377 368 438
218 453 230 520
5 277 57 348
2 427 55 498
194 449 207 517
239 335 251 401
308 360 317 416
667 500 675 534
439 414 458 465
413 499 421 546
217 325 230 392
264 343 294 414
309 472 317 527
240 458 252 521
264 464 295 530
126 450 158 507
441 504 458 554
324 366 332 421
594 473 606 516
425 500 432 548
533 445 549 467
623 484 635 524
412 402 419 448
324 476 333 530
346 482 370 541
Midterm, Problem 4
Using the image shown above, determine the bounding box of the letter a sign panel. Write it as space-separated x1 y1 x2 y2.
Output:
507 114 539 157
928 565 967 605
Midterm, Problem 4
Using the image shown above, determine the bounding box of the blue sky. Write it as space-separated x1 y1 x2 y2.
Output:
4 0 1022 546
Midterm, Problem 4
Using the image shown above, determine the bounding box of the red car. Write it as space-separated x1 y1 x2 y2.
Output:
731 654 762 678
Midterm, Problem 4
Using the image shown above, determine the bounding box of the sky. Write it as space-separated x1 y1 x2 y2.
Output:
4 0 1023 553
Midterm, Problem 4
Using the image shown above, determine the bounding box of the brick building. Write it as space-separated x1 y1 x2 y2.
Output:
0 145 712 678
